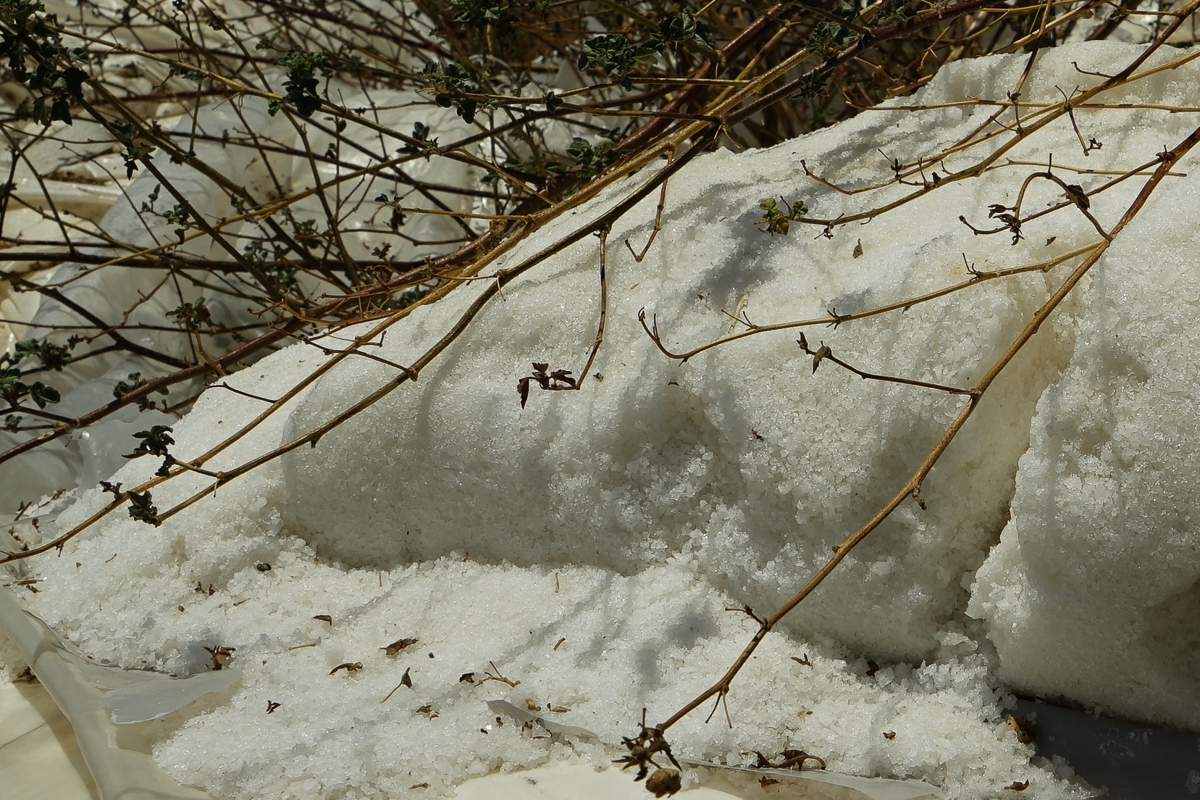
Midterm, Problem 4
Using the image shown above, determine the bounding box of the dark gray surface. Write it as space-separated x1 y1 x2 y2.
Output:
1012 698 1200 799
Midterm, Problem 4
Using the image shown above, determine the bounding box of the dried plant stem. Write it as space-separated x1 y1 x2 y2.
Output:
640 241 1099 361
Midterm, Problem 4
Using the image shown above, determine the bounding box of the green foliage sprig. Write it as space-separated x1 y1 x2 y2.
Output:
113 372 170 411
398 121 438 160
416 60 484 124
449 0 549 32
270 48 332 118
758 197 809 235
166 298 212 332
126 489 158 524
0 0 88 124
578 12 713 89
567 137 619 183
123 425 175 459
14 338 69 370
110 119 154 179
578 34 659 90
0 342 63 410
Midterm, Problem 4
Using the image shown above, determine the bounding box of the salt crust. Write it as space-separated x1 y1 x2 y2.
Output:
8 41 1200 799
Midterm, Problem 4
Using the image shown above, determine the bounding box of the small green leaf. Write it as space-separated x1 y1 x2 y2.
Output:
27 382 60 408
15 338 70 370
62 67 87 98
49 97 70 123
124 425 175 459
127 490 158 524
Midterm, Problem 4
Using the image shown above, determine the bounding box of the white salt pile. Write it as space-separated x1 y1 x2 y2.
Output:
4 39 1200 800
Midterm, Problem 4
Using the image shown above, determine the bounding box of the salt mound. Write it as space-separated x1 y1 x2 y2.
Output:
280 41 1188 669
968 146 1200 731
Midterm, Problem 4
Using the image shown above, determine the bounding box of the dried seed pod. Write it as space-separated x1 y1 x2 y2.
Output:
645 768 681 797
1006 714 1035 745
381 637 418 656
